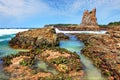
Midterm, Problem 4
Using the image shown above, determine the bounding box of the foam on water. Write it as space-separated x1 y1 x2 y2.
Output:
55 28 107 34
0 29 29 36
0 29 30 79
0 29 29 57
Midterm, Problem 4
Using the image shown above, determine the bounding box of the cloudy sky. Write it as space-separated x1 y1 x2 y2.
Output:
0 0 120 28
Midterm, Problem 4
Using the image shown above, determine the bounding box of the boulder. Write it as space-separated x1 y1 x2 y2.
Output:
9 27 59 49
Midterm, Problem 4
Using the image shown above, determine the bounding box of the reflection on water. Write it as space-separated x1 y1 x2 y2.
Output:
60 34 106 80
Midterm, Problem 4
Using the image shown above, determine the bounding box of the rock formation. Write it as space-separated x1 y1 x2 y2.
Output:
79 8 100 30
9 27 59 49
79 28 120 79
81 8 97 26
2 47 84 80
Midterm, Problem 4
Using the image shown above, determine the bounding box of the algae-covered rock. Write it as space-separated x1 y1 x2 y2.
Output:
2 47 84 80
9 27 59 49
81 30 120 79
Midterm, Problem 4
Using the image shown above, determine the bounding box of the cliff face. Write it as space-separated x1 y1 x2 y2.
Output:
9 27 59 49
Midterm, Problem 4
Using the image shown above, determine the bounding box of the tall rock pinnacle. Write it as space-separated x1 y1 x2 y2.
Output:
81 8 98 26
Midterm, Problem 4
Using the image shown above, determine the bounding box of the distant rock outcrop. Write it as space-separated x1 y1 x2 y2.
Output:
79 8 100 30
53 8 100 31
81 8 97 26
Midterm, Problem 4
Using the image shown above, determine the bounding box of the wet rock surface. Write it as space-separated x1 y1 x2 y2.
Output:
9 27 59 49
80 28 120 79
2 47 84 80
57 33 69 40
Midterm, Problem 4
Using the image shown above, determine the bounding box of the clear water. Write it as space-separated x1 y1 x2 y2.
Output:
0 29 106 80
0 34 29 58
33 60 58 75
60 34 106 80
0 29 58 78
0 29 29 79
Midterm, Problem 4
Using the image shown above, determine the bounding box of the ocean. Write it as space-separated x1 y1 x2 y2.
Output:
0 29 29 79
0 29 29 57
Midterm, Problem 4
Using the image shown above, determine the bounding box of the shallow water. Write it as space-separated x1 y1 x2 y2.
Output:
33 60 58 75
60 34 106 80
0 29 106 79
0 29 29 79
0 29 58 78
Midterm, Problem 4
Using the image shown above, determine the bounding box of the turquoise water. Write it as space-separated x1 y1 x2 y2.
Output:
0 34 16 57
0 34 29 58
60 34 106 80
0 29 58 79
0 29 106 80
0 29 29 79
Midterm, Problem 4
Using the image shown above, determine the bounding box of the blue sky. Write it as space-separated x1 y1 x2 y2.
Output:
0 0 120 28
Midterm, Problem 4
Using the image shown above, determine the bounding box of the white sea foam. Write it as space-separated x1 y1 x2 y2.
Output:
0 38 11 42
55 28 107 34
0 29 29 36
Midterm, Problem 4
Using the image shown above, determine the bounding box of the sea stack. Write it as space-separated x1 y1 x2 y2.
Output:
81 8 97 26
80 8 100 30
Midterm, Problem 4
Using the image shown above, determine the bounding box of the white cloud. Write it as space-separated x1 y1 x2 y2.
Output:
68 0 85 13
0 0 119 24
0 0 50 17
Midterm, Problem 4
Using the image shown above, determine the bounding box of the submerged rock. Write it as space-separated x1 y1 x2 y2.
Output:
2 47 84 80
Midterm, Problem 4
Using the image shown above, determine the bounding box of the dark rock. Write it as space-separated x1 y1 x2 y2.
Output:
57 33 69 40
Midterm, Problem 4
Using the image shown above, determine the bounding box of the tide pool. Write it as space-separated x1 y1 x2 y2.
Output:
60 34 106 80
